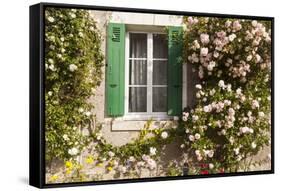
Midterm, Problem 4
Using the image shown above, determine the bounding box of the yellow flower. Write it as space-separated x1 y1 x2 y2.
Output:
50 174 58 182
97 163 103 167
85 156 94 164
65 161 73 169
66 169 72 175
107 166 113 171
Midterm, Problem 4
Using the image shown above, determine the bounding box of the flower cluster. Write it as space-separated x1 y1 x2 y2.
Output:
45 8 104 161
183 17 271 172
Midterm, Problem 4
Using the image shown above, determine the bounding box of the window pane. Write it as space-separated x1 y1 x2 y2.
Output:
129 87 147 112
153 87 167 112
153 60 167 85
153 34 168 58
130 33 147 58
129 60 147 85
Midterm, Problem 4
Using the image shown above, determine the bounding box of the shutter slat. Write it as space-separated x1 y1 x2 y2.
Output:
167 26 183 116
106 23 125 116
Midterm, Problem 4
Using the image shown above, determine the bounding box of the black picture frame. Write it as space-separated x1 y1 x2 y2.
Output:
29 2 274 188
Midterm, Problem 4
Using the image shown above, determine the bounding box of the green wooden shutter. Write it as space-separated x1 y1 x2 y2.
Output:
106 23 125 116
167 26 183 116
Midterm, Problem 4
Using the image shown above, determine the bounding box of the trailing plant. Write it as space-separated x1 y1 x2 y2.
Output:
45 8 104 162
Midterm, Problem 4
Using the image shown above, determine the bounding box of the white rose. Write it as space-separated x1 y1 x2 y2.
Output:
183 112 189 117
69 64 78 72
218 80 225 88
200 33 210 44
147 158 157 170
246 55 253 61
195 84 202 89
108 151 115 157
48 58 54 64
192 115 199 121
49 64 56 71
85 111 91 116
252 20 258 27
78 32 84 38
182 116 188 121
228 34 237 42
203 105 211 113
258 112 265 117
48 16 55 23
68 147 79 156
240 126 249 134
252 100 260 109
70 13 76 18
251 142 257 149
161 131 168 139
255 54 261 63
200 48 208 57
233 148 240 155
189 135 195 142
208 150 214 158
209 163 214 169
62 134 69 141
149 147 157 156
195 150 200 156
195 133 201 140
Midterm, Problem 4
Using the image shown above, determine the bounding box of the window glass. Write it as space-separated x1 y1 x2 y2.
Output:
129 87 147 112
153 87 167 112
129 33 147 58
153 60 167 85
153 34 168 59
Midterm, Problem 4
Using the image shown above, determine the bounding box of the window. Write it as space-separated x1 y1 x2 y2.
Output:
125 32 168 118
106 23 183 118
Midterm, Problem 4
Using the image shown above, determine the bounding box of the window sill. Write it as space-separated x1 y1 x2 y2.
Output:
111 114 177 131
117 114 174 121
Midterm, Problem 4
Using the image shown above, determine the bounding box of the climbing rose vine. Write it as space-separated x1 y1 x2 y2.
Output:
45 8 104 162
181 17 271 173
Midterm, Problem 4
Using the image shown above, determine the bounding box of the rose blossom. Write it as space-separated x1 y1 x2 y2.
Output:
251 142 257 149
203 105 211 113
147 158 157 170
228 33 237 42
69 64 78 72
252 100 260 109
47 16 55 23
195 133 201 140
200 47 208 57
192 115 199 121
161 131 168 139
195 84 202 89
218 80 225 88
189 135 195 142
149 147 157 156
200 33 210 44
233 20 242 31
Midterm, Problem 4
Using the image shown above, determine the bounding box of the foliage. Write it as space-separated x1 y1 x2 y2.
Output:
45 12 272 183
181 17 271 173
45 8 104 162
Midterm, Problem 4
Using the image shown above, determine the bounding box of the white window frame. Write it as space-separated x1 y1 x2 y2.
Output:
123 31 172 121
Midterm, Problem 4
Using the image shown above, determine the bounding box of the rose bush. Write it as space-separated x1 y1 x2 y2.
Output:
181 17 271 173
45 8 104 162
